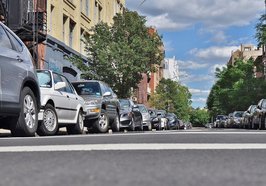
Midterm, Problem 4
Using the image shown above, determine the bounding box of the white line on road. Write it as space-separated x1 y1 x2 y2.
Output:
1 143 266 152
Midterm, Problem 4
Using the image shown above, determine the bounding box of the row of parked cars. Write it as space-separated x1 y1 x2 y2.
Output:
0 22 188 137
214 99 266 129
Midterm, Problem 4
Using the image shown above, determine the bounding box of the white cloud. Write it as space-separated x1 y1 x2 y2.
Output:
191 98 207 103
190 46 239 62
127 0 264 31
189 88 210 95
177 60 208 70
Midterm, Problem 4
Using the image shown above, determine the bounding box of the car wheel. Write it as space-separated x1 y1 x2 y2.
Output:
67 110 84 134
94 109 109 133
10 87 38 137
112 112 120 132
129 118 135 131
148 123 152 131
37 104 58 136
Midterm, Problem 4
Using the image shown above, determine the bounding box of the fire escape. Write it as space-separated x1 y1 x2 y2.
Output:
3 0 47 67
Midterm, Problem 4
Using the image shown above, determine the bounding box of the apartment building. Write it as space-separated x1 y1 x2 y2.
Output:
42 0 125 81
228 44 262 66
163 56 179 82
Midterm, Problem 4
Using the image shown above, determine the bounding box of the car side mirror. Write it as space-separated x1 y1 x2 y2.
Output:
103 91 112 97
54 82 66 90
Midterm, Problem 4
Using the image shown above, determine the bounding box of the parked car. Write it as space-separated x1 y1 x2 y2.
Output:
225 113 233 128
156 110 168 130
229 111 244 128
137 104 152 131
242 105 257 129
148 109 161 130
214 115 227 128
165 113 179 130
72 80 120 133
0 22 41 137
37 70 85 136
119 99 142 131
252 99 266 129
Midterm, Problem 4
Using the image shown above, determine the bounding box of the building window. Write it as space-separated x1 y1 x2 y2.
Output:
94 1 102 23
63 15 68 43
69 19 76 48
49 5 54 34
86 0 89 16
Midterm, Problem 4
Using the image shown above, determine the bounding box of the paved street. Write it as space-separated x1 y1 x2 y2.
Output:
0 128 266 186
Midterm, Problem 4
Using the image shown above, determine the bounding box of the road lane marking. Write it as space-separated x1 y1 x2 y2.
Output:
1 143 266 152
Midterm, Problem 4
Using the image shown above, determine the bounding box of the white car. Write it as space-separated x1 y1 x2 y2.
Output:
36 70 85 136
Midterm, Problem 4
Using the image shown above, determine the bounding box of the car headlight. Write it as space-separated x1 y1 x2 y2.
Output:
85 99 101 105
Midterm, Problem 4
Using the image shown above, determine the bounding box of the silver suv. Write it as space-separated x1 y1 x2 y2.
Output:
0 22 40 136
72 80 120 133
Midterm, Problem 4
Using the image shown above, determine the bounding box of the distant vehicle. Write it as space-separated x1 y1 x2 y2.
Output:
252 99 266 129
156 110 167 130
137 104 152 131
242 105 257 129
37 70 85 136
148 109 161 130
165 113 178 130
0 22 41 137
72 80 120 133
226 113 233 128
230 111 244 128
214 115 227 128
119 99 142 131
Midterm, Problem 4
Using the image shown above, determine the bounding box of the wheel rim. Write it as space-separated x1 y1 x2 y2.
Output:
23 94 36 129
43 109 57 132
78 112 84 130
99 113 107 129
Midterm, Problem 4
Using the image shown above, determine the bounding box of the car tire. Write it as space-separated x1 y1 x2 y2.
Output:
67 110 84 134
93 109 109 133
10 87 38 137
129 118 135 131
37 104 58 136
112 112 120 132
148 123 152 131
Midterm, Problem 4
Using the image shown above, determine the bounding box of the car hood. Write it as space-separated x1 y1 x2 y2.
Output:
120 107 131 113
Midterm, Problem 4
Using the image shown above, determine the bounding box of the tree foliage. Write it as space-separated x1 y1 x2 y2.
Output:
71 10 164 98
207 59 266 117
190 108 210 127
255 13 266 47
148 78 192 121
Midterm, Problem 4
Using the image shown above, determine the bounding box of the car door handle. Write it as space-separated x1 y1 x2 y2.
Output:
67 95 69 98
76 97 78 100
16 56 23 62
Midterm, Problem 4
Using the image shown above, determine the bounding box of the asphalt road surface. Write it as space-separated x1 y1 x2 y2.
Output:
0 128 266 186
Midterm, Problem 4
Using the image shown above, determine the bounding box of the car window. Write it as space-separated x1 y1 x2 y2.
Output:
138 105 148 113
61 76 74 94
0 25 12 49
37 71 52 88
53 73 66 92
119 99 130 108
5 28 23 52
72 82 101 96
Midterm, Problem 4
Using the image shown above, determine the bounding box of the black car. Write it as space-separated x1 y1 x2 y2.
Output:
0 22 41 137
165 113 178 130
119 99 142 131
148 109 161 130
72 80 120 133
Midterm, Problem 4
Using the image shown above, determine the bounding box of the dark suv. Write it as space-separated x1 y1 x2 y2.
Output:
72 80 120 133
0 22 40 136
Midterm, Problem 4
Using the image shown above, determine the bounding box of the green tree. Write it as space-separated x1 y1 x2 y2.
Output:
149 78 191 121
255 13 266 47
207 59 266 118
71 10 164 98
190 108 210 127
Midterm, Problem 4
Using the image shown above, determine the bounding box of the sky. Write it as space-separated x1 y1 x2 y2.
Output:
126 0 265 108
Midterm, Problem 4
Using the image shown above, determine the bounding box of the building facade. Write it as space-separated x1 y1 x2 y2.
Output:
163 56 179 82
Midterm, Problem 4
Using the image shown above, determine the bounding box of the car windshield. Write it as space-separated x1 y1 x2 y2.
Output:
138 105 148 113
72 82 101 96
234 112 243 117
119 99 130 108
37 71 52 88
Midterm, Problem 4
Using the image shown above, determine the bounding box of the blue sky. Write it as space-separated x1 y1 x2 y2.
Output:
126 0 265 108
